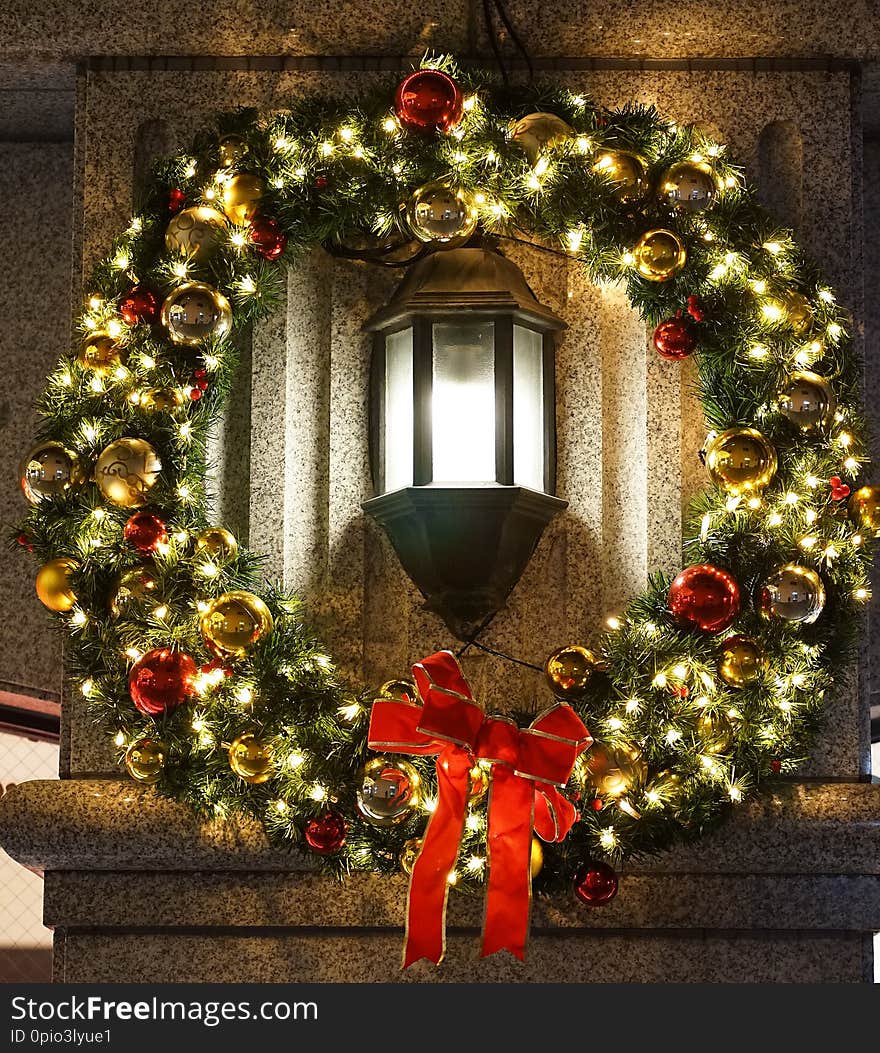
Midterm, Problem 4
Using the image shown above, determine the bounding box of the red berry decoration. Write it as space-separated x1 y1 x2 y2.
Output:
686 295 705 321
16 531 33 552
119 285 158 326
304 811 348 855
315 176 328 189
129 647 198 717
123 511 168 555
168 188 186 213
394 69 464 134
770 759 782 773
189 388 203 401
591 797 604 812
668 563 741 633
829 476 851 501
574 861 619 906
249 216 287 261
653 312 696 360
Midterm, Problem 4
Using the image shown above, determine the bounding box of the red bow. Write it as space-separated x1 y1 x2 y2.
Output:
368 651 591 966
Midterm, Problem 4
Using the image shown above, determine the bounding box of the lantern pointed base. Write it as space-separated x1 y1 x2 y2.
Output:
363 485 567 641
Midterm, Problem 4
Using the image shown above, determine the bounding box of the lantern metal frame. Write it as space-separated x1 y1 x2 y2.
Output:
362 246 568 640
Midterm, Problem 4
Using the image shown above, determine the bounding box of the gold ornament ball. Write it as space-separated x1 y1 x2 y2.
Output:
530 837 544 879
778 371 836 431
140 387 185 414
35 557 78 612
545 644 599 700
632 228 687 282
200 590 274 659
165 205 227 261
108 565 159 617
717 635 766 688
228 732 274 784
356 756 421 827
400 837 422 876
584 742 647 798
195 526 239 562
222 173 265 225
20 441 84 504
696 709 734 754
95 437 162 508
218 134 248 167
592 150 649 205
705 427 777 495
659 160 717 213
379 678 417 702
124 738 166 784
849 486 880 537
760 564 826 625
160 282 232 347
78 331 125 374
406 182 478 244
509 112 575 165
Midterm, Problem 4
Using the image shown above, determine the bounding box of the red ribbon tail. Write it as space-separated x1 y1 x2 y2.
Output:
403 745 472 967
481 766 534 960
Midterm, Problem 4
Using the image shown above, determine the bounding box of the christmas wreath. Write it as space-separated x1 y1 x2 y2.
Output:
16 57 877 962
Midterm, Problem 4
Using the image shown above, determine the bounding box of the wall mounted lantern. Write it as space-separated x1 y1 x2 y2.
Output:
362 246 568 640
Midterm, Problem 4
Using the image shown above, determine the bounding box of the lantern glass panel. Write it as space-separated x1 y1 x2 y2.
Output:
431 321 495 483
513 325 545 491
384 326 414 491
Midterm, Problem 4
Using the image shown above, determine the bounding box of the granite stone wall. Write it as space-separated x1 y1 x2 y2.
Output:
0 142 72 700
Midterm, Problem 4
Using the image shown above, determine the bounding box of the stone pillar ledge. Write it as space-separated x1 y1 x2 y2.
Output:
42 870 880 932
2 778 880 875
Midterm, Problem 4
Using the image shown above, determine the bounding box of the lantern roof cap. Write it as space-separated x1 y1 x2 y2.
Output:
364 246 567 332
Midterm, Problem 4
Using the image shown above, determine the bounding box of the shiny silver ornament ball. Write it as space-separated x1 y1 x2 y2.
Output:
659 160 717 213
20 442 84 504
160 282 232 346
777 371 836 431
406 182 478 244
759 564 826 625
356 756 421 827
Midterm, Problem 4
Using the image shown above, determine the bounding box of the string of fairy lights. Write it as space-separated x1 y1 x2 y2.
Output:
14 58 878 903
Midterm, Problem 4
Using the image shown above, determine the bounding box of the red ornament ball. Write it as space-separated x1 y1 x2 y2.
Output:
168 188 186 214
653 315 696 360
394 69 463 134
574 861 619 906
249 216 287 261
304 811 348 855
123 511 169 555
129 647 198 717
668 563 741 633
119 285 159 326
